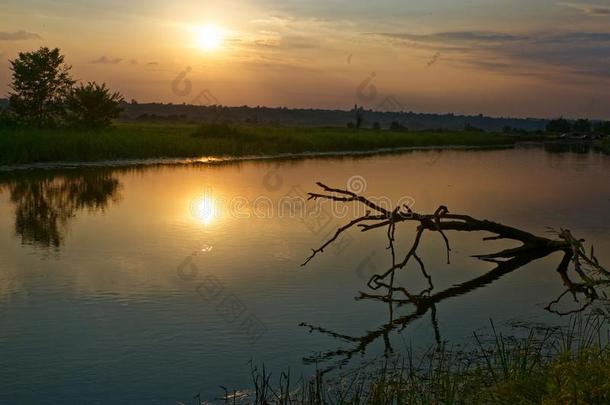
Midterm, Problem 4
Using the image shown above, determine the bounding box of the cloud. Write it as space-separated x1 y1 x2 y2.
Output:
252 38 281 48
501 32 610 76
281 36 316 49
559 2 610 16
374 29 610 49
251 15 296 26
240 53 321 74
240 33 316 52
374 31 527 45
0 30 42 41
374 29 610 82
583 6 610 15
92 56 122 64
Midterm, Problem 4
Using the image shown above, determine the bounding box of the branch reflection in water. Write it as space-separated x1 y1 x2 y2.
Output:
300 182 610 372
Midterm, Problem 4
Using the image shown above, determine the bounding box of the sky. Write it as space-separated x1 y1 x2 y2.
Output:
1 0 610 119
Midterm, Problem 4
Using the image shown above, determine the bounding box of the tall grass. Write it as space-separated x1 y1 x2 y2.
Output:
211 313 610 404
0 122 516 165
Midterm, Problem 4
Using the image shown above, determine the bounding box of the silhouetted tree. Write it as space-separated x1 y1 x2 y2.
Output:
8 47 74 128
572 118 592 133
464 123 483 132
389 121 408 132
65 82 124 128
546 117 572 133
353 104 364 130
594 121 610 136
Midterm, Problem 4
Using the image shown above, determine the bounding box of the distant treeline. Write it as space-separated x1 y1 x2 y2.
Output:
95 101 550 132
546 117 610 135
3 97 608 134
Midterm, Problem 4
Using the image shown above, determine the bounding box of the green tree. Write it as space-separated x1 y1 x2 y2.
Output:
573 118 592 133
464 123 483 132
594 121 610 136
546 117 572 133
390 121 408 131
65 82 124 128
353 104 364 129
8 47 74 128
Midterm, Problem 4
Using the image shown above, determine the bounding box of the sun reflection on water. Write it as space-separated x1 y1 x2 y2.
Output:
190 193 217 225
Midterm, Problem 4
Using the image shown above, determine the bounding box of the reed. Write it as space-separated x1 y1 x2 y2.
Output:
0 122 517 165
212 313 610 404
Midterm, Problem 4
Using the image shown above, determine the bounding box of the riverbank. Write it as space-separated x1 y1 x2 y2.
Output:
0 122 526 166
231 316 610 404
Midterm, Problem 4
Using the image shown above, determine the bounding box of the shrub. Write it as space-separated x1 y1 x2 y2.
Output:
0 108 17 130
573 118 592 133
464 123 484 132
65 82 123 129
390 121 408 131
594 121 610 136
544 349 610 404
546 117 572 133
191 123 249 140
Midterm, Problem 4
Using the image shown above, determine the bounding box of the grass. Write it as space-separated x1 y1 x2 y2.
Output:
603 138 610 155
217 314 610 404
0 122 520 166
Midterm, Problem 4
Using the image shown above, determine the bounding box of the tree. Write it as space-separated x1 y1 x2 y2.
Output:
390 121 408 132
594 121 610 136
464 123 483 132
65 82 124 128
572 118 592 133
8 47 74 128
353 104 364 130
546 117 572 133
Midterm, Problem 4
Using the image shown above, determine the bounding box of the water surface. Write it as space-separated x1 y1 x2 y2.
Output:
1 145 609 403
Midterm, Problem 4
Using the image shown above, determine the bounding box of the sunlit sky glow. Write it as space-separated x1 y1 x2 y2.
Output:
193 24 225 52
1 0 610 118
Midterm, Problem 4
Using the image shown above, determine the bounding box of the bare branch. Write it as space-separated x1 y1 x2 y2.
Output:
301 213 385 266
298 182 609 369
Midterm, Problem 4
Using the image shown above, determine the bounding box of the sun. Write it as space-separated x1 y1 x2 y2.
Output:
194 24 224 51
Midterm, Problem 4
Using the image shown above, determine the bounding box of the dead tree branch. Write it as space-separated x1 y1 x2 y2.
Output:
299 182 610 369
